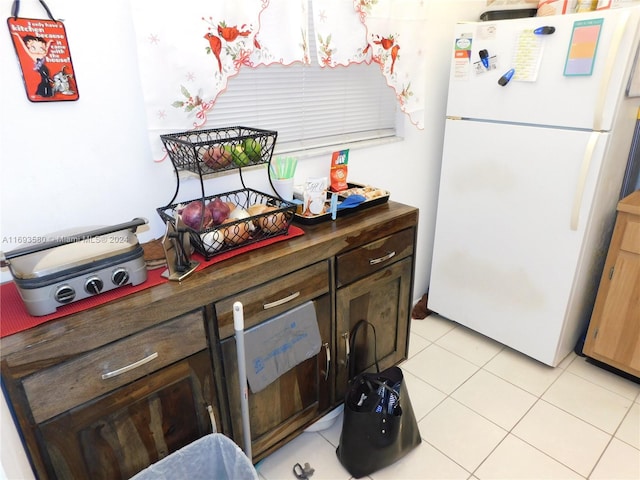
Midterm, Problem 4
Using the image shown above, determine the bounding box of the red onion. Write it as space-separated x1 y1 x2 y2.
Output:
206 197 231 225
180 200 212 230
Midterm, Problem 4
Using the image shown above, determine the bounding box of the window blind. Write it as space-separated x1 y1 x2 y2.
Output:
204 3 398 154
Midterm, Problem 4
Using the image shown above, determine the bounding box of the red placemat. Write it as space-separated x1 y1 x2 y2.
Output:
0 226 304 338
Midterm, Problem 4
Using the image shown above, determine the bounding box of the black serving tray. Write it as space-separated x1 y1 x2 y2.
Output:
293 183 390 225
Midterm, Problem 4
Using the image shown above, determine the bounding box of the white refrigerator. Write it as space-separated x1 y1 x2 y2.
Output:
428 7 640 366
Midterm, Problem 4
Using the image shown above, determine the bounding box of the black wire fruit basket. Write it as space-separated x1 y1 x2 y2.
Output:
157 126 297 260
160 126 278 176
157 188 295 260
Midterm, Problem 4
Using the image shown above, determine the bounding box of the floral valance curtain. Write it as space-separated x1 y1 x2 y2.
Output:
130 0 427 160
312 0 429 129
130 0 308 161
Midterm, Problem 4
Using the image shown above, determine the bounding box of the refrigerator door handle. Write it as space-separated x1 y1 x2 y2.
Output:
593 10 630 132
570 132 599 231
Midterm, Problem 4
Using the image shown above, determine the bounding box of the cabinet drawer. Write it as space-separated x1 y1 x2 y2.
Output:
215 261 329 339
23 310 207 423
620 220 640 255
336 228 414 286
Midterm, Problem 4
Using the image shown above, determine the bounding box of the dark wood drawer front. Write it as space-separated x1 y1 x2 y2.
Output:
215 261 329 339
23 310 206 423
336 228 414 286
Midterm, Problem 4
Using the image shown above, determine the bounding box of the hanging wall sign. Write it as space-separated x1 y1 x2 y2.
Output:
7 1 78 102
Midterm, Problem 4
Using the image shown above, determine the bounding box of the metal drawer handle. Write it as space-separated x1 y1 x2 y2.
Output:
101 352 158 380
322 342 331 381
342 331 350 366
207 405 217 433
369 251 396 265
263 291 300 309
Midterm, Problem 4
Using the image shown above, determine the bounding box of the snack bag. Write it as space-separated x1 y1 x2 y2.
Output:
303 177 328 216
330 149 349 192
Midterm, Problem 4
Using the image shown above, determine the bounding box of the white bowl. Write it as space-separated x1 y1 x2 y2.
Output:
303 404 344 432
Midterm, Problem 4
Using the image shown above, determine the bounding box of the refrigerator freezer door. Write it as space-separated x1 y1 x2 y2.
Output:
446 8 640 130
428 119 608 365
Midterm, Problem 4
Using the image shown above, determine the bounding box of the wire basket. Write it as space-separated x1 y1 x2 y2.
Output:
157 188 296 260
160 126 278 175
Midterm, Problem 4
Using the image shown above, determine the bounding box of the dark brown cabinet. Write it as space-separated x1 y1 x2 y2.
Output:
38 351 217 479
335 229 414 400
4 310 220 480
220 294 332 460
0 201 418 479
214 260 332 460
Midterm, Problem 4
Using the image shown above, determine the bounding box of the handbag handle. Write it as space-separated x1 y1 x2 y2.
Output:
365 376 401 406
11 0 56 21
348 320 380 381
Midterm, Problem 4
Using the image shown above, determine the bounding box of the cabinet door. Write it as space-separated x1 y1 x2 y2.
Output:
220 295 331 461
584 217 640 376
38 351 219 480
335 257 413 401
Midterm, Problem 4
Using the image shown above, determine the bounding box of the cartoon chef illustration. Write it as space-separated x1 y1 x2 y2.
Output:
12 33 54 97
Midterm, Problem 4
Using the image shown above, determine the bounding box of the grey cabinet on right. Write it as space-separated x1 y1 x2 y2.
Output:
583 191 640 378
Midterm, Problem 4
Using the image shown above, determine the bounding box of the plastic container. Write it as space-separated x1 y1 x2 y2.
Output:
304 404 344 432
130 434 258 480
480 8 537 20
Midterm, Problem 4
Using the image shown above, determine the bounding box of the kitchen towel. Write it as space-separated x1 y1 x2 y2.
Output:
243 301 321 393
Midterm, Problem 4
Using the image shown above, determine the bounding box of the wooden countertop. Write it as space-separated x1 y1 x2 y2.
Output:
618 190 640 216
1 201 418 376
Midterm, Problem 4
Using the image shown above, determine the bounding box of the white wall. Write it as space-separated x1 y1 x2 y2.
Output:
0 0 487 476
0 391 33 480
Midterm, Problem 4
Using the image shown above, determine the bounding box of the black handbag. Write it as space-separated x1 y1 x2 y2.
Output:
336 320 421 478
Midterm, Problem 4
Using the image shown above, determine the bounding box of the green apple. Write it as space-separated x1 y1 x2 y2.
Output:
231 145 251 166
242 138 262 162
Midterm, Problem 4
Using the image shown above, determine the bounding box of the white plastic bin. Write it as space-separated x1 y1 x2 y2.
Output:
130 434 258 480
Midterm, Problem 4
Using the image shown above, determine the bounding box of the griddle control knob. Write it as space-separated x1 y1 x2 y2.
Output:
112 268 130 286
85 276 104 295
54 285 76 304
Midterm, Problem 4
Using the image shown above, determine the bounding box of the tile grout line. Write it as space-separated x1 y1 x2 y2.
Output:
409 322 608 479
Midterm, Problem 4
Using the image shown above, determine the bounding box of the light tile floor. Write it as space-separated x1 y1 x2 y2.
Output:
255 314 640 480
